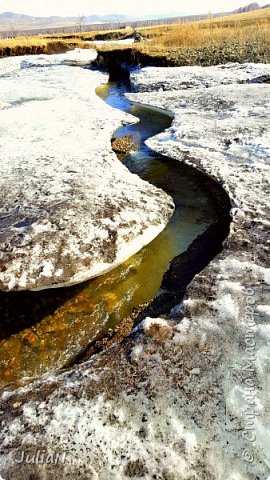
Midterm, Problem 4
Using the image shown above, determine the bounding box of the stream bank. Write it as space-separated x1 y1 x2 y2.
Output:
77 78 231 361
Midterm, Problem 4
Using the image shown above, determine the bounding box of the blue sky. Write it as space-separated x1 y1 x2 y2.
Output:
0 0 265 17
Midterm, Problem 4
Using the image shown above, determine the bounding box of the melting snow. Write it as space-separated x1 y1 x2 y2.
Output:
0 61 269 480
0 52 174 291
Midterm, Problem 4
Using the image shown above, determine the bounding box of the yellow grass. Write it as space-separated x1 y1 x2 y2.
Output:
0 36 48 49
137 8 270 53
0 8 269 60
0 35 84 55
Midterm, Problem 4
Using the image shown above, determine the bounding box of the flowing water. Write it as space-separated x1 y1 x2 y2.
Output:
0 77 218 387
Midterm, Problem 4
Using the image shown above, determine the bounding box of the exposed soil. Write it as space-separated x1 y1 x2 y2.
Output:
84 31 133 42
93 41 270 71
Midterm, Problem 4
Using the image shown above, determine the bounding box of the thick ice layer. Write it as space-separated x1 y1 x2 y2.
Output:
130 62 270 92
0 64 269 480
0 48 98 77
0 55 174 291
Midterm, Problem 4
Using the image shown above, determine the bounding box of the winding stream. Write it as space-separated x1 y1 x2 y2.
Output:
0 75 219 387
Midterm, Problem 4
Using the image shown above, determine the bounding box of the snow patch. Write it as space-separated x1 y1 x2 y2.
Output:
0 53 174 291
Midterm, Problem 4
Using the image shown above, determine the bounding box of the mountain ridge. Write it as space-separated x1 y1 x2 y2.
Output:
0 11 136 33
0 3 268 34
233 2 260 12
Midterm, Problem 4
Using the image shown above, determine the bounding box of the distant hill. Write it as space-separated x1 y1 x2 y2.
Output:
0 11 134 33
233 2 260 13
0 4 269 36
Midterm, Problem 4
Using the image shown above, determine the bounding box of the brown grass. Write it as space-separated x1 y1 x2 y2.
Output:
0 35 85 57
0 27 134 57
137 8 270 53
0 8 269 63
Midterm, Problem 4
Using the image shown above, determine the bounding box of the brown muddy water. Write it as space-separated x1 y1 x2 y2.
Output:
0 78 219 388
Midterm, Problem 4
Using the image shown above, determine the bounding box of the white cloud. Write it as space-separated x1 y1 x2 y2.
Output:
0 0 265 17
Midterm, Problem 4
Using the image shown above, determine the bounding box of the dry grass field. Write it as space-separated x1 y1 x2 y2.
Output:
138 8 270 51
86 8 270 64
0 35 85 56
0 8 269 65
